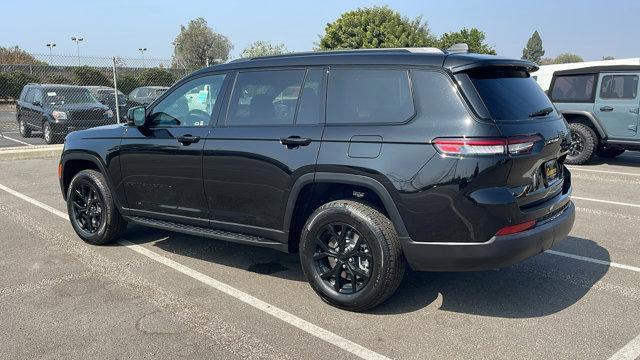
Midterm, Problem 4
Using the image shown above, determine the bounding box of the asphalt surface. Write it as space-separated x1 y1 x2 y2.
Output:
1 153 640 359
1 108 48 146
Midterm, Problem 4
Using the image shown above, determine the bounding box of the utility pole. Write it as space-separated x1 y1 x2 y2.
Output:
71 37 83 66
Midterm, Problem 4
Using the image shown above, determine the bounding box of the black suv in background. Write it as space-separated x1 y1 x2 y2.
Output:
127 86 169 106
85 86 128 117
16 84 115 144
59 47 575 311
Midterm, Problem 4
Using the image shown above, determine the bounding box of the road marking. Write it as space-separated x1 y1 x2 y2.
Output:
0 183 390 360
572 196 640 209
567 167 640 177
609 333 640 360
0 134 33 146
546 250 640 273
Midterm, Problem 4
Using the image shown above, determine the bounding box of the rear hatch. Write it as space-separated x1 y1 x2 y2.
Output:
459 65 572 208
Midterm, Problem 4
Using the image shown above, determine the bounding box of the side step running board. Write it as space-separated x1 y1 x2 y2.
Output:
124 216 288 252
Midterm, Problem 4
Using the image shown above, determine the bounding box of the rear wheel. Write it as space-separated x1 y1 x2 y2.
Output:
18 118 31 138
596 146 625 158
299 200 405 312
67 169 127 245
566 123 597 165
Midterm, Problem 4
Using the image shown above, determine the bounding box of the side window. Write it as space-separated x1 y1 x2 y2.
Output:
24 89 35 103
550 74 596 102
327 69 414 124
137 88 151 98
296 69 324 125
33 89 43 104
149 74 226 127
600 75 638 99
226 69 305 126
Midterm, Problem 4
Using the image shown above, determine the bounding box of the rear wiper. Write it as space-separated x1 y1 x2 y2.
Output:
529 107 554 118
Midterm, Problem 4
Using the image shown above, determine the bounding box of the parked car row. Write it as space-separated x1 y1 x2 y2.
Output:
15 84 169 143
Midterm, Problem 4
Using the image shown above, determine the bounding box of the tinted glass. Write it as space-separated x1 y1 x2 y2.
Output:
550 74 596 102
600 75 638 99
137 88 151 97
227 70 305 126
296 69 324 125
33 89 43 104
24 89 35 103
327 69 414 124
469 67 556 121
149 74 226 127
44 88 97 105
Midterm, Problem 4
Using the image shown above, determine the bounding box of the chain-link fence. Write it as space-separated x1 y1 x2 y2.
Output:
0 53 195 144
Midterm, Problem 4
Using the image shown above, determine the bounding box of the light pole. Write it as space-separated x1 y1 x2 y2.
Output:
138 48 147 67
71 37 83 66
46 43 56 64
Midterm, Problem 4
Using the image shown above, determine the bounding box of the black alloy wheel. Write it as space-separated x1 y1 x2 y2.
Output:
313 222 373 294
70 181 105 236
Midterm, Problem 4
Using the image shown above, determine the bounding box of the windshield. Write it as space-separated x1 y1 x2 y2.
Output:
468 67 556 121
45 88 98 105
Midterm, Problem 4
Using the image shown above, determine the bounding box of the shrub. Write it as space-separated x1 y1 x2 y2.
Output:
74 66 112 86
0 73 10 99
115 75 140 95
138 68 176 87
5 71 41 99
44 74 75 85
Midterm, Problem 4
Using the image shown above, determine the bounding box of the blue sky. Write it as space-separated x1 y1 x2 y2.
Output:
2 0 639 61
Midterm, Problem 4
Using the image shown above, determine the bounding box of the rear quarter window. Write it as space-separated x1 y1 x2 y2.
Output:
326 69 414 124
550 74 596 102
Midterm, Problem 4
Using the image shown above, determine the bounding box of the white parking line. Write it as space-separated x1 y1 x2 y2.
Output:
572 196 640 209
0 134 33 146
0 183 390 360
609 333 640 360
546 250 640 273
566 167 640 177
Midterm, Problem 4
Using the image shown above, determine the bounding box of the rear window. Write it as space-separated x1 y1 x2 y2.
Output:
550 74 596 102
327 69 414 124
469 67 556 121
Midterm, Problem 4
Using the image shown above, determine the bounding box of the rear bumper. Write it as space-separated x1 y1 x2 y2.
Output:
401 200 575 271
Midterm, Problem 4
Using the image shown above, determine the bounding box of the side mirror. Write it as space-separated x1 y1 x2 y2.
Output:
127 106 146 126
32 100 42 107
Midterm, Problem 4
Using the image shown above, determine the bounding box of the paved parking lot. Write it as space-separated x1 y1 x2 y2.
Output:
0 107 48 147
1 154 640 359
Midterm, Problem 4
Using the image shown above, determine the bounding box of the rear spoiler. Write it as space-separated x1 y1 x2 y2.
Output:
444 57 538 74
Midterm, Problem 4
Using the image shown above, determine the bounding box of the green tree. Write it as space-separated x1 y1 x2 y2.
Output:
0 46 45 65
437 27 496 54
74 66 112 86
521 30 544 63
318 6 435 49
44 74 74 85
0 73 11 99
240 41 288 58
138 68 176 87
553 53 584 64
115 75 140 95
5 71 41 99
172 17 233 69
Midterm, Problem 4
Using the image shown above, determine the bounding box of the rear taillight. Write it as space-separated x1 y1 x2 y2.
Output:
433 135 542 156
495 220 536 236
58 162 62 179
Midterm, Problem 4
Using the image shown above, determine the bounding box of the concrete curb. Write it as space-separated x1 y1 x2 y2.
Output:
0 145 63 161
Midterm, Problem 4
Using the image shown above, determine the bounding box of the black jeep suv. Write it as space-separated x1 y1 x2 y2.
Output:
59 47 575 311
16 84 115 144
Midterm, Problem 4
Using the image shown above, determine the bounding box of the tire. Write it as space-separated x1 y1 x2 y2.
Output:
43 122 56 144
18 117 31 138
596 146 625 158
67 169 127 245
299 200 405 312
566 123 597 165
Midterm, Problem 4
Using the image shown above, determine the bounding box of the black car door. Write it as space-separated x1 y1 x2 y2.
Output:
119 73 229 226
30 89 45 129
203 68 326 240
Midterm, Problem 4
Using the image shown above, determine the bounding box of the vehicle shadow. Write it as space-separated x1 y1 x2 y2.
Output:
583 152 640 167
121 227 609 318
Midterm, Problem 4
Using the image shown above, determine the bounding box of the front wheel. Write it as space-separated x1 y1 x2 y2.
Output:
300 200 405 312
43 122 56 144
67 169 127 245
566 123 597 165
18 118 32 138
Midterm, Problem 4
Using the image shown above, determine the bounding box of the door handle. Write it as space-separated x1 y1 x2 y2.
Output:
600 106 614 112
177 135 201 145
280 136 312 149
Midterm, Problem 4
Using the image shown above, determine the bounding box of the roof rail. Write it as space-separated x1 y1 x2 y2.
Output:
446 43 469 54
244 47 445 61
